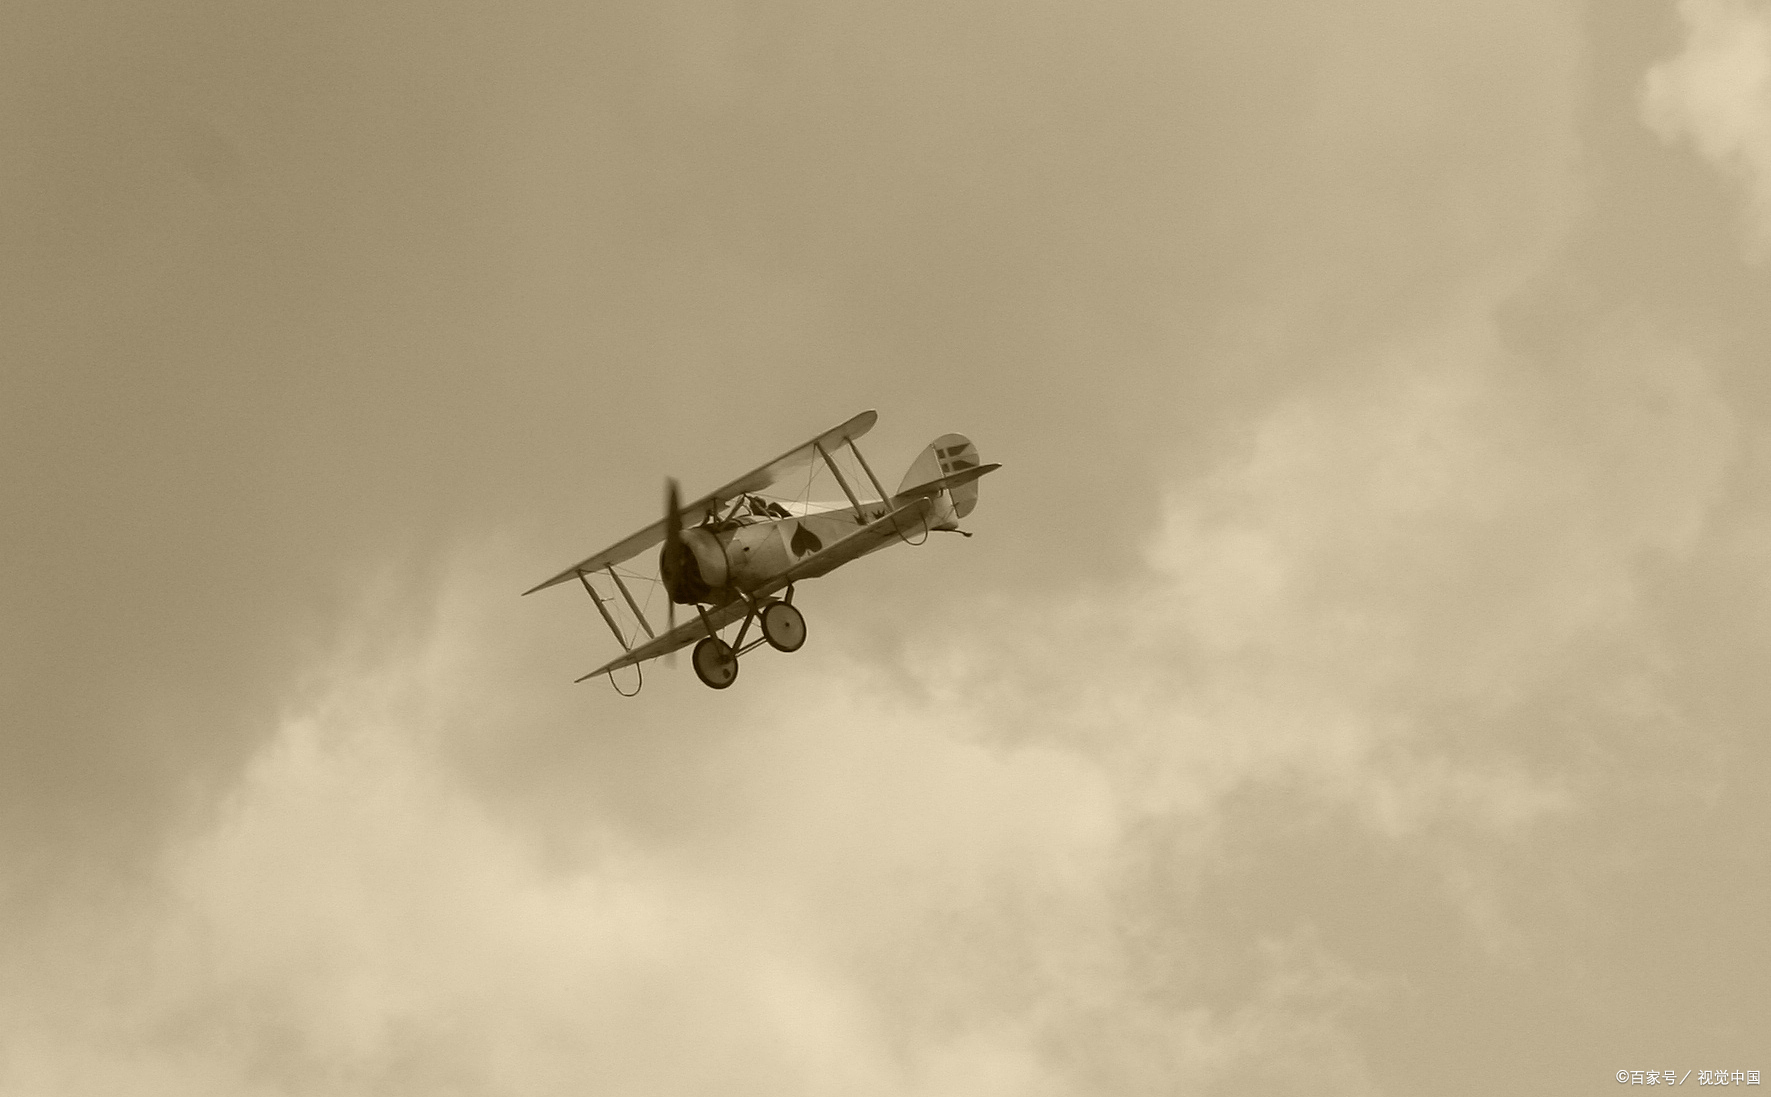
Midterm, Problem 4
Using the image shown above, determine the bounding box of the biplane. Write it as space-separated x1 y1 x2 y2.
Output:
523 411 1000 693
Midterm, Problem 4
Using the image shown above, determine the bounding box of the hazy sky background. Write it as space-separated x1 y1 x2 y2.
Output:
3 1 1767 1093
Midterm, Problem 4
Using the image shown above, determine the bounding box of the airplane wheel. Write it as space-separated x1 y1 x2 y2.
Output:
760 600 806 653
691 637 739 689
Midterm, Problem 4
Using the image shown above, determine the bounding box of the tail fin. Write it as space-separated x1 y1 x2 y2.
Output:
898 434 984 527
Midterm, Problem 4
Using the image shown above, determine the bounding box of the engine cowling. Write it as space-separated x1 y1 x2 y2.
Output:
683 527 728 590
662 525 727 604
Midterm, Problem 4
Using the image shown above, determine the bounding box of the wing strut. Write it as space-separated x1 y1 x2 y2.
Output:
577 571 629 652
606 565 655 640
845 437 890 502
813 440 865 518
849 434 927 544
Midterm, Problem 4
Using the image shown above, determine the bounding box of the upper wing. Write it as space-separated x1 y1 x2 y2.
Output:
522 410 879 596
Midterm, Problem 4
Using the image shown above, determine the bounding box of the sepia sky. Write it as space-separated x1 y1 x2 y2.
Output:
3 1 1768 1093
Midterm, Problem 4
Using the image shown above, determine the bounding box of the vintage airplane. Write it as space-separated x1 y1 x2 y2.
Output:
523 411 999 693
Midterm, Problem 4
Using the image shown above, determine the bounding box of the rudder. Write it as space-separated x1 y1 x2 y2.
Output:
898 433 984 520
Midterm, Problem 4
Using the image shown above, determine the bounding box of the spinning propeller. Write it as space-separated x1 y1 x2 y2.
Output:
659 478 686 662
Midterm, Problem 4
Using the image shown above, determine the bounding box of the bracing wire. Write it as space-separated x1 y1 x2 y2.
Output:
777 442 929 546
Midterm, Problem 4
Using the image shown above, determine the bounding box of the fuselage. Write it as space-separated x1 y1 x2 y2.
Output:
664 493 954 607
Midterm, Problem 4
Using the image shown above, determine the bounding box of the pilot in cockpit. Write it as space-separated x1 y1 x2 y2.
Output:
710 495 792 531
736 495 790 520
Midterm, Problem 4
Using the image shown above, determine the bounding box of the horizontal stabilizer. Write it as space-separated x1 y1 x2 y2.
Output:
891 462 1000 505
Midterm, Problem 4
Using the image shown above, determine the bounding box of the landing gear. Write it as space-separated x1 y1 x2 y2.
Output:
760 600 806 652
687 593 805 689
691 637 739 689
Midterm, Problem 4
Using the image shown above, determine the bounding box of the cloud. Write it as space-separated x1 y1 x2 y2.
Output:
0 290 1747 1094
917 308 1730 776
883 304 1737 974
1644 0 1771 257
0 576 1365 1095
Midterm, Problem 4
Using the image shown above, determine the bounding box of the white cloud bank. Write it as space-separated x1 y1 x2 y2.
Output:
0 305 1740 1096
0 596 1363 1096
1645 0 1771 256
